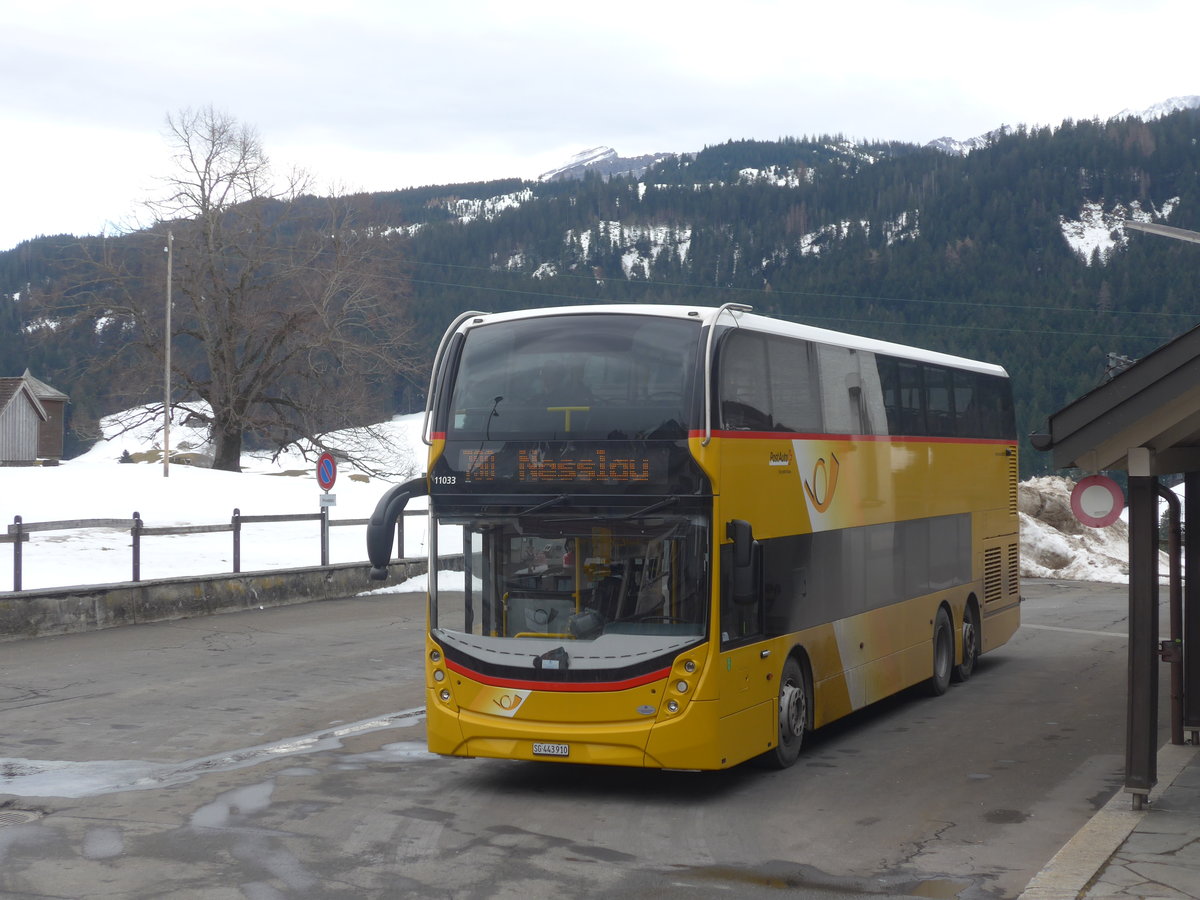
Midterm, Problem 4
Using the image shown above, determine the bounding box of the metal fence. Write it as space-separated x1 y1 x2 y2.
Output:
2 508 422 591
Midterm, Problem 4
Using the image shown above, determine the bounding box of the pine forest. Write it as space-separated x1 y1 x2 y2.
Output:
4 110 1200 478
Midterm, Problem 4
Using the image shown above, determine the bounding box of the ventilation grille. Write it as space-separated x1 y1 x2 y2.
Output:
1008 449 1019 516
984 546 1003 603
1006 541 1020 597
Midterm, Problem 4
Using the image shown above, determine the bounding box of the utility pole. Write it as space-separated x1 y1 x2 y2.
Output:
164 230 173 478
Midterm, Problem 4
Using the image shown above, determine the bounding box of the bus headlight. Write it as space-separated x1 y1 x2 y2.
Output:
439 689 452 702
676 680 689 693
667 700 680 713
430 649 442 663
682 659 696 674
433 669 446 682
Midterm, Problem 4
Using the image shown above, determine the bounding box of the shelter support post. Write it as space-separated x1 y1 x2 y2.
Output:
1186 473 1200 742
1126 471 1159 806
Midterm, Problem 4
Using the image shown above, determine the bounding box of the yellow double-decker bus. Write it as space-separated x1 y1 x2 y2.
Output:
367 304 1020 769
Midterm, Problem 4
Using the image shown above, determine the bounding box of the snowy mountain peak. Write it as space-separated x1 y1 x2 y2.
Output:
1117 95 1200 121
925 134 993 156
538 147 618 181
929 96 1200 157
537 146 670 182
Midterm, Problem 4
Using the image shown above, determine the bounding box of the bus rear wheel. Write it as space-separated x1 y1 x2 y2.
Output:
928 608 953 696
953 603 980 683
763 657 807 769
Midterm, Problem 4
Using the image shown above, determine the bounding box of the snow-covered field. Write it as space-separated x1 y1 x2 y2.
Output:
0 406 1149 592
0 408 431 592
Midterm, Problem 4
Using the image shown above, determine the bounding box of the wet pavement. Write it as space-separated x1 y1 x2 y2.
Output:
1021 740 1200 899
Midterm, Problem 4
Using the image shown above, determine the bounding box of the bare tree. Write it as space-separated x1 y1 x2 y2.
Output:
35 106 419 471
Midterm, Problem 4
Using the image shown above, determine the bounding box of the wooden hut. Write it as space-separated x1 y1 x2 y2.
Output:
0 371 69 463
22 370 68 460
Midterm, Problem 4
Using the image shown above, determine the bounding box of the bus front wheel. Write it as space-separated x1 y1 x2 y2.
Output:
764 657 807 769
928 608 953 696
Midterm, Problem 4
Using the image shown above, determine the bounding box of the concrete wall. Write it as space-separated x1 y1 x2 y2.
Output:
0 557 458 641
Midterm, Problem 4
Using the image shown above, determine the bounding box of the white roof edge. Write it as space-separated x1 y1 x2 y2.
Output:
458 304 1009 378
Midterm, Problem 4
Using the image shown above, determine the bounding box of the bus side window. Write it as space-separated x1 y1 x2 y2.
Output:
924 365 954 437
896 361 926 435
878 356 899 435
976 374 1017 439
768 336 822 433
952 371 980 437
719 332 772 431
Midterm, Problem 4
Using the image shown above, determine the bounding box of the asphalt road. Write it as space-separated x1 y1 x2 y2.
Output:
0 579 1168 899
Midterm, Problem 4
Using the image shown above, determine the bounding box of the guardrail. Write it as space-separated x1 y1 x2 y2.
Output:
1 508 422 592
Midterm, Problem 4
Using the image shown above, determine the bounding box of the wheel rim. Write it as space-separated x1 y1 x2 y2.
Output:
780 678 805 742
962 617 978 671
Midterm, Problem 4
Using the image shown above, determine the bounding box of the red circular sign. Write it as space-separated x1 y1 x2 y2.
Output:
316 452 337 491
1071 475 1124 528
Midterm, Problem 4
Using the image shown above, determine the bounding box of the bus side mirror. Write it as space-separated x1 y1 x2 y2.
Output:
727 519 753 569
366 476 428 580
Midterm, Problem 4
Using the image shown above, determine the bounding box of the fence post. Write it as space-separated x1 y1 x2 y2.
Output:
131 512 142 582
320 505 329 567
13 515 22 592
232 508 241 573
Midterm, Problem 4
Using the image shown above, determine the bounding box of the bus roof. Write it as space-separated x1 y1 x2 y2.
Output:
456 305 1010 378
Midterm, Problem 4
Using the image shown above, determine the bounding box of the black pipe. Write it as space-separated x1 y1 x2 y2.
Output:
1158 484 1185 746
366 477 428 580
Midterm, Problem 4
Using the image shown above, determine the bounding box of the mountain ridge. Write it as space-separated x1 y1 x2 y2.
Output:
6 97 1200 475
536 96 1200 177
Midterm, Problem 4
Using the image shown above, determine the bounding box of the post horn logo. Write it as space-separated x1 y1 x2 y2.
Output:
803 453 840 513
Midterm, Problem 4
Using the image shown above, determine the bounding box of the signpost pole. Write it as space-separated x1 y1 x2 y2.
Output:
163 230 173 479
316 453 337 567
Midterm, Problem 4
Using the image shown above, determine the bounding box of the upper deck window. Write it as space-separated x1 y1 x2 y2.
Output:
878 356 1015 440
443 314 701 441
718 331 823 433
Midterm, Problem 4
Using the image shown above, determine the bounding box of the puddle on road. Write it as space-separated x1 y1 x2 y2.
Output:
0 707 429 799
910 878 971 898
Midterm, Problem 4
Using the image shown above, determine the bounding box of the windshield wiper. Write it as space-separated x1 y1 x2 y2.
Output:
617 497 678 520
516 495 569 517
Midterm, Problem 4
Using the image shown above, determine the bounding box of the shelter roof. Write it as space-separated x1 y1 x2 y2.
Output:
1033 322 1200 475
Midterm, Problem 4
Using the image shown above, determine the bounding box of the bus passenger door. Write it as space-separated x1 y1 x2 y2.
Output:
716 521 775 764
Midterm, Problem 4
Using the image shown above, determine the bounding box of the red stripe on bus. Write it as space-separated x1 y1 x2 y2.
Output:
445 658 671 692
689 430 1013 445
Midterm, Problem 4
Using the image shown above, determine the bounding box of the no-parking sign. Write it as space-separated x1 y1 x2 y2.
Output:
316 451 337 492
1070 475 1124 528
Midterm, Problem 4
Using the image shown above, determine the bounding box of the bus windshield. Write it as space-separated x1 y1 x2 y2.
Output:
433 513 710 672
443 313 701 441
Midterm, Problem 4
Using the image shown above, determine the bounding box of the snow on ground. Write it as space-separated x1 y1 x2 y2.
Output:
1058 197 1180 264
0 407 1155 592
0 407 432 592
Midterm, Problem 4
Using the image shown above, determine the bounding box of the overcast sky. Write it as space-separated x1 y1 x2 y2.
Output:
3 0 1198 252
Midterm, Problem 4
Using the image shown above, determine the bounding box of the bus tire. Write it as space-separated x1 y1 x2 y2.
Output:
764 656 807 769
928 608 953 696
952 601 980 683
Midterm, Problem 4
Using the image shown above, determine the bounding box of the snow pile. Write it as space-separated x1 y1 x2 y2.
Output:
1019 475 1168 583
